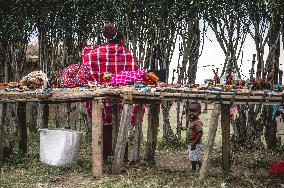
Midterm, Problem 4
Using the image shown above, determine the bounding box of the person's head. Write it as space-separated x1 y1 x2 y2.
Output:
188 102 201 122
102 24 125 45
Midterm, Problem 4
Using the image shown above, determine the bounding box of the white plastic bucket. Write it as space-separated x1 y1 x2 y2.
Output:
39 128 82 166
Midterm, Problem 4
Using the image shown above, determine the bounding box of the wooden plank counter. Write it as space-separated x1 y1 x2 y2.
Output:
0 87 283 178
1 88 283 105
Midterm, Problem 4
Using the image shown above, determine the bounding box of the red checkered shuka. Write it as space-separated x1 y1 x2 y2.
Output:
109 70 147 86
61 43 143 125
79 43 139 84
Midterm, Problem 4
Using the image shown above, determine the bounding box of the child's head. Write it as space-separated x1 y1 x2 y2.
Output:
189 113 199 121
188 102 201 122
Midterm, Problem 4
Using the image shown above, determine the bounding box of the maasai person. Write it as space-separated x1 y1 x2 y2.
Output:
185 102 203 172
61 24 146 158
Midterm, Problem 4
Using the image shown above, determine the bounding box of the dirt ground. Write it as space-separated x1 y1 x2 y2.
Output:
1 103 284 187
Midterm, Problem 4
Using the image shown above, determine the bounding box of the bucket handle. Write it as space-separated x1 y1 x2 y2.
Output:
38 129 47 135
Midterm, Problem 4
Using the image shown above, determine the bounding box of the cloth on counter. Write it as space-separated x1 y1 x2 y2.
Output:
60 64 82 88
21 70 48 89
142 72 160 85
109 70 147 86
134 82 150 93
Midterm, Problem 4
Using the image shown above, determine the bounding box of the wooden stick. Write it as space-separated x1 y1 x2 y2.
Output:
199 104 221 180
37 103 48 128
132 104 143 163
42 103 49 128
29 102 38 133
112 103 133 174
92 99 103 177
0 103 4 160
8 103 17 139
55 104 60 128
17 102 27 155
65 103 71 129
144 103 160 162
112 103 119 152
221 104 231 173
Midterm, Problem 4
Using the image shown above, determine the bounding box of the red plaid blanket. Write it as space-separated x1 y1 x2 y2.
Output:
80 43 138 84
61 43 139 87
60 43 144 125
109 70 147 86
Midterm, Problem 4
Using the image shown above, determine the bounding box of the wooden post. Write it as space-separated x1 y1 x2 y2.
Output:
7 103 17 138
0 103 4 160
65 103 71 129
37 103 49 128
112 103 133 174
55 104 60 128
203 102 208 113
17 102 27 155
42 103 49 128
144 103 160 162
221 104 231 173
79 102 91 139
203 94 208 113
132 104 143 163
112 103 119 151
199 104 221 180
92 99 103 177
29 102 38 133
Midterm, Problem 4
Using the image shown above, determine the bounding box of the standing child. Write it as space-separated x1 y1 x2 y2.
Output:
186 102 203 172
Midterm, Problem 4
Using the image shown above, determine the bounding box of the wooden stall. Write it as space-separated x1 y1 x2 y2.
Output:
0 88 283 179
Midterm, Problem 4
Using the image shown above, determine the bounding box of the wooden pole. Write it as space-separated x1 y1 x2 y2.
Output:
221 104 231 173
132 104 143 163
55 104 60 128
203 102 208 113
92 99 103 177
42 103 49 128
112 103 119 151
203 94 208 113
37 103 49 128
5 104 17 138
144 103 160 162
0 103 4 160
17 102 27 155
65 103 71 129
112 103 133 174
29 102 38 133
199 104 221 180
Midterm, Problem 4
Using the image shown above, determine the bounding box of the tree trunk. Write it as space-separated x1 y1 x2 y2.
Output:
265 107 278 150
161 101 177 143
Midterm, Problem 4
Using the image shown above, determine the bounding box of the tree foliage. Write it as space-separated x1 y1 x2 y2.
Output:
0 0 284 148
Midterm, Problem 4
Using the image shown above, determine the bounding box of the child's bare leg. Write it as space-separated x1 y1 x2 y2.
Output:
191 161 197 171
197 160 202 169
